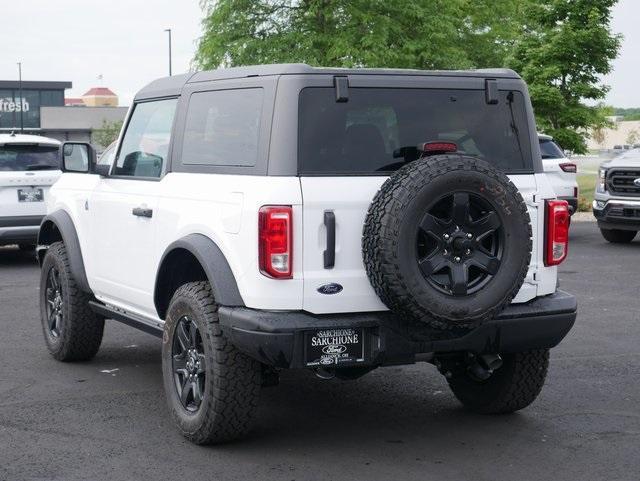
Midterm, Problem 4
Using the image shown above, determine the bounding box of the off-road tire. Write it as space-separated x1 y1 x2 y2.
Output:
363 155 532 330
600 228 636 244
161 281 261 444
39 242 104 361
447 349 549 414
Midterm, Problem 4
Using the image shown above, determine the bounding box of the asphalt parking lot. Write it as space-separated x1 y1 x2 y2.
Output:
0 221 639 481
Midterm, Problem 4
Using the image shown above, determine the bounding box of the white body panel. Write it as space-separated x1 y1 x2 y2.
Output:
48 168 558 320
300 173 558 314
542 157 577 199
50 173 303 321
0 170 61 218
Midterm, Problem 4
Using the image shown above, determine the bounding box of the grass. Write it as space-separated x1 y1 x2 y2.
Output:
577 173 597 212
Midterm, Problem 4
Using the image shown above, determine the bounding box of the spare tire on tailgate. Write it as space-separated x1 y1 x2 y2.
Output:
363 155 532 330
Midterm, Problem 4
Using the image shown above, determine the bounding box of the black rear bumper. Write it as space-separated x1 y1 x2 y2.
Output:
218 291 577 369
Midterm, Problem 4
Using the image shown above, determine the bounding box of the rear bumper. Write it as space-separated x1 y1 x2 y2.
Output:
218 290 577 369
0 216 43 245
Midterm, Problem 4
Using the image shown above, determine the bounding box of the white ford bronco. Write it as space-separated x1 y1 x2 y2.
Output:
37 64 576 444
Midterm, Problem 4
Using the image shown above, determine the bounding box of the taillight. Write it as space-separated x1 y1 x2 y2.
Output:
545 200 570 266
259 206 292 279
559 162 577 173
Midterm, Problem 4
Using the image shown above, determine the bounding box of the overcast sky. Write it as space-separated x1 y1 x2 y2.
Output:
0 0 638 107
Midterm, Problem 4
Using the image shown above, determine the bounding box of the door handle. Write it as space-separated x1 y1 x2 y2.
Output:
323 210 335 269
132 206 153 218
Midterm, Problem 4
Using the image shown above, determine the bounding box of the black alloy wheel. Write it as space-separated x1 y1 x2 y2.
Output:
45 266 64 338
172 315 207 412
417 191 504 296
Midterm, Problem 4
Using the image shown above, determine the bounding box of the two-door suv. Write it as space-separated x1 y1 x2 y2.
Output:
37 64 576 444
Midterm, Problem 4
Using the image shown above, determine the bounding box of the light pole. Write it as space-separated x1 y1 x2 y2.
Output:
164 29 172 76
17 62 24 133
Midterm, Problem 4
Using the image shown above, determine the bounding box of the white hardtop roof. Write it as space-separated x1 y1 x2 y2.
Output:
0 133 61 146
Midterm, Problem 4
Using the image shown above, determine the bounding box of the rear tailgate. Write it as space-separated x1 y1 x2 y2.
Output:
0 171 61 220
300 175 545 314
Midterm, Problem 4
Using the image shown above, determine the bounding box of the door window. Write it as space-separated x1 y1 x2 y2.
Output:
113 98 177 178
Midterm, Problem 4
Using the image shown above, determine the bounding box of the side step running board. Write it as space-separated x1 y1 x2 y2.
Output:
89 301 164 338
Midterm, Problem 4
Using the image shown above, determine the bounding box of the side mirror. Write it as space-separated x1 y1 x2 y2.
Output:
61 142 96 173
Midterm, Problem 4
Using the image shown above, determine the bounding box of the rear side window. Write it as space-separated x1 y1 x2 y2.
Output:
539 138 565 159
298 88 533 175
0 145 59 171
181 88 264 167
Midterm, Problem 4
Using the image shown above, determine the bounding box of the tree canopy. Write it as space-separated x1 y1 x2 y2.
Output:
508 0 621 153
195 0 621 153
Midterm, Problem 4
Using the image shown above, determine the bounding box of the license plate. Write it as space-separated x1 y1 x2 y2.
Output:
17 188 44 202
305 328 364 367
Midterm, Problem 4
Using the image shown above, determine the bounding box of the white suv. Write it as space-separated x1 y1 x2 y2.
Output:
37 65 577 444
0 133 61 250
539 134 578 215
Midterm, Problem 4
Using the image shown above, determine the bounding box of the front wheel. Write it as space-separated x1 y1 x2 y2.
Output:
600 228 637 244
39 242 104 361
161 281 261 444
447 349 549 414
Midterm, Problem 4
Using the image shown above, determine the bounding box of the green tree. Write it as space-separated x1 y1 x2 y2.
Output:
195 0 474 70
93 119 123 149
508 0 621 154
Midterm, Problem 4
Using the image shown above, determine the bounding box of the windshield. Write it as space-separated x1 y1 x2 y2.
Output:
0 144 60 171
298 87 533 175
539 138 565 159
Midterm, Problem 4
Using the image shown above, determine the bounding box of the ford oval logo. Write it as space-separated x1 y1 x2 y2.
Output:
317 283 343 295
634 178 640 187
322 344 347 354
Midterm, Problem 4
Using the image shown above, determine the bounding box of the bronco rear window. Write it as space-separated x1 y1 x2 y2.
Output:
298 88 533 175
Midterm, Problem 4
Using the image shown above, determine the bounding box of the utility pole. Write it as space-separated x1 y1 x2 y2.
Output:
164 29 172 76
17 62 24 133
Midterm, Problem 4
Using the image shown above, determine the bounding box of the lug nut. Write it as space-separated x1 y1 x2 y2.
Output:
467 233 473 239
443 234 450 240
454 256 461 263
466 249 471 255
443 249 448 255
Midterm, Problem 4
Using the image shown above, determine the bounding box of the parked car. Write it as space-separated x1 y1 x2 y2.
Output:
593 149 640 243
37 64 576 444
0 133 61 250
539 134 578 215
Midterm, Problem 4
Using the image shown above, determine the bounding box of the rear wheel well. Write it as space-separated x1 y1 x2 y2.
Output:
38 220 63 264
155 249 208 320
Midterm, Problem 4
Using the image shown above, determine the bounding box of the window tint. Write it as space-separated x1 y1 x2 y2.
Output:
298 88 532 174
539 138 565 159
0 145 60 171
181 88 263 167
113 98 177 178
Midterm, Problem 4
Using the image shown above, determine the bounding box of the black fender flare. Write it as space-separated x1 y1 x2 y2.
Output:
38 210 92 293
154 234 244 311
